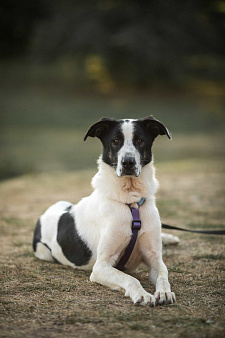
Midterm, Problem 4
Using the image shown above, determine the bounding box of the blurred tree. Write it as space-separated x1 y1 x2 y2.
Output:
0 0 224 87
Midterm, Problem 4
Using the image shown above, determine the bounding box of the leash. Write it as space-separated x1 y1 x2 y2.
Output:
115 198 145 271
162 223 225 235
116 198 225 271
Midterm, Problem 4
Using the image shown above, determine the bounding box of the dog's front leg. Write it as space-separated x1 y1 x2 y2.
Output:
139 232 176 305
150 254 176 305
91 261 155 306
90 230 155 306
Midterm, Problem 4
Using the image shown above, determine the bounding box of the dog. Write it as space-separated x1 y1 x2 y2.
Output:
33 116 178 306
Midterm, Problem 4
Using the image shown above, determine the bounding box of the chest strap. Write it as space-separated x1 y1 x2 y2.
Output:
115 198 146 271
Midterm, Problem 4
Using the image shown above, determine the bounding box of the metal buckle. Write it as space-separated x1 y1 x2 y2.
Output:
132 220 141 230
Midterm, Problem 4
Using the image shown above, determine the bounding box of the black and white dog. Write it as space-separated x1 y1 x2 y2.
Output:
33 116 179 306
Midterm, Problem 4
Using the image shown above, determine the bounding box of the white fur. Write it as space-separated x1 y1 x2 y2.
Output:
35 118 177 306
161 233 180 245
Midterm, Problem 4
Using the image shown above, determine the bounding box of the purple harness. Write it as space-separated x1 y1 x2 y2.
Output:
115 198 146 271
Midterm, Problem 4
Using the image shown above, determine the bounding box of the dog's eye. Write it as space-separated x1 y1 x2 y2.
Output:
113 139 120 145
137 138 144 144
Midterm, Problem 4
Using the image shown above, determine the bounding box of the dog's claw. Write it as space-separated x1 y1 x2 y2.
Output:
154 291 176 305
133 293 155 307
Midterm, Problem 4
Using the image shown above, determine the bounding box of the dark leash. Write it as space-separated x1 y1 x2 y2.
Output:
162 223 225 235
116 198 225 271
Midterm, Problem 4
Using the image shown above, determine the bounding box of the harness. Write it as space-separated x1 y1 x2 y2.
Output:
115 198 225 271
115 198 145 271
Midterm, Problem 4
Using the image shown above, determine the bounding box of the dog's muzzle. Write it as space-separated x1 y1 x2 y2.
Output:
120 156 138 177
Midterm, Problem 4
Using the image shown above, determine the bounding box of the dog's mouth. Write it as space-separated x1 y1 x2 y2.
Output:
120 169 139 177
114 166 140 178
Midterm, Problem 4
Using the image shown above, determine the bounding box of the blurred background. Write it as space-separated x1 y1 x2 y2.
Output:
0 0 225 180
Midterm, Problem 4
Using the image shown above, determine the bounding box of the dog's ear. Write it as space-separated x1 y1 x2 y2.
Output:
84 118 117 141
140 116 172 140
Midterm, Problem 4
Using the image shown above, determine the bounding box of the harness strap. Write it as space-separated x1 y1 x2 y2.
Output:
115 198 145 271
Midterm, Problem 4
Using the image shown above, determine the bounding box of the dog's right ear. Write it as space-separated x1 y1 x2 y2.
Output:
84 118 116 141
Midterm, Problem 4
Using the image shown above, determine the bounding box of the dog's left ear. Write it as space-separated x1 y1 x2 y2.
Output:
84 117 117 141
140 116 172 140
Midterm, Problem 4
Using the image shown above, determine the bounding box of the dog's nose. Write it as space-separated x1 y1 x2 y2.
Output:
122 157 135 169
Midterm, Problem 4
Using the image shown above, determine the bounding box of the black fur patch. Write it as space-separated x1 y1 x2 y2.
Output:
101 121 124 167
57 212 92 266
33 218 41 252
133 121 155 166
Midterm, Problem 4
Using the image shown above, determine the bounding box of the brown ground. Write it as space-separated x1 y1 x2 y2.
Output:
0 159 224 337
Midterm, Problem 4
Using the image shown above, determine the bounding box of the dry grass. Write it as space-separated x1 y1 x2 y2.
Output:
0 159 224 337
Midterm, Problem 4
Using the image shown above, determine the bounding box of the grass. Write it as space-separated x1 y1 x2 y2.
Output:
0 157 224 337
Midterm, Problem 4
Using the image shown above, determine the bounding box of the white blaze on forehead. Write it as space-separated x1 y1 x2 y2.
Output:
116 119 141 177
121 120 134 144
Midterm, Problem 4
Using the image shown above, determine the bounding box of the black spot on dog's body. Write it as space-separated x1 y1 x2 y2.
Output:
57 212 92 266
33 218 41 252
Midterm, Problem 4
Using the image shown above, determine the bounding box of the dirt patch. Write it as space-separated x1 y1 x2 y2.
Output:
0 161 224 337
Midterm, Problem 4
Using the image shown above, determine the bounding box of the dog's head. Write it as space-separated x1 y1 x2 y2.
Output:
84 116 171 178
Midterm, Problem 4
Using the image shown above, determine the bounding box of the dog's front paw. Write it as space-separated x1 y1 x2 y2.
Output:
126 289 155 306
154 291 176 305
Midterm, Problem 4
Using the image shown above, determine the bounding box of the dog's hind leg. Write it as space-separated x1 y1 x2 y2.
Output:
33 218 54 262
34 242 54 262
161 233 179 245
